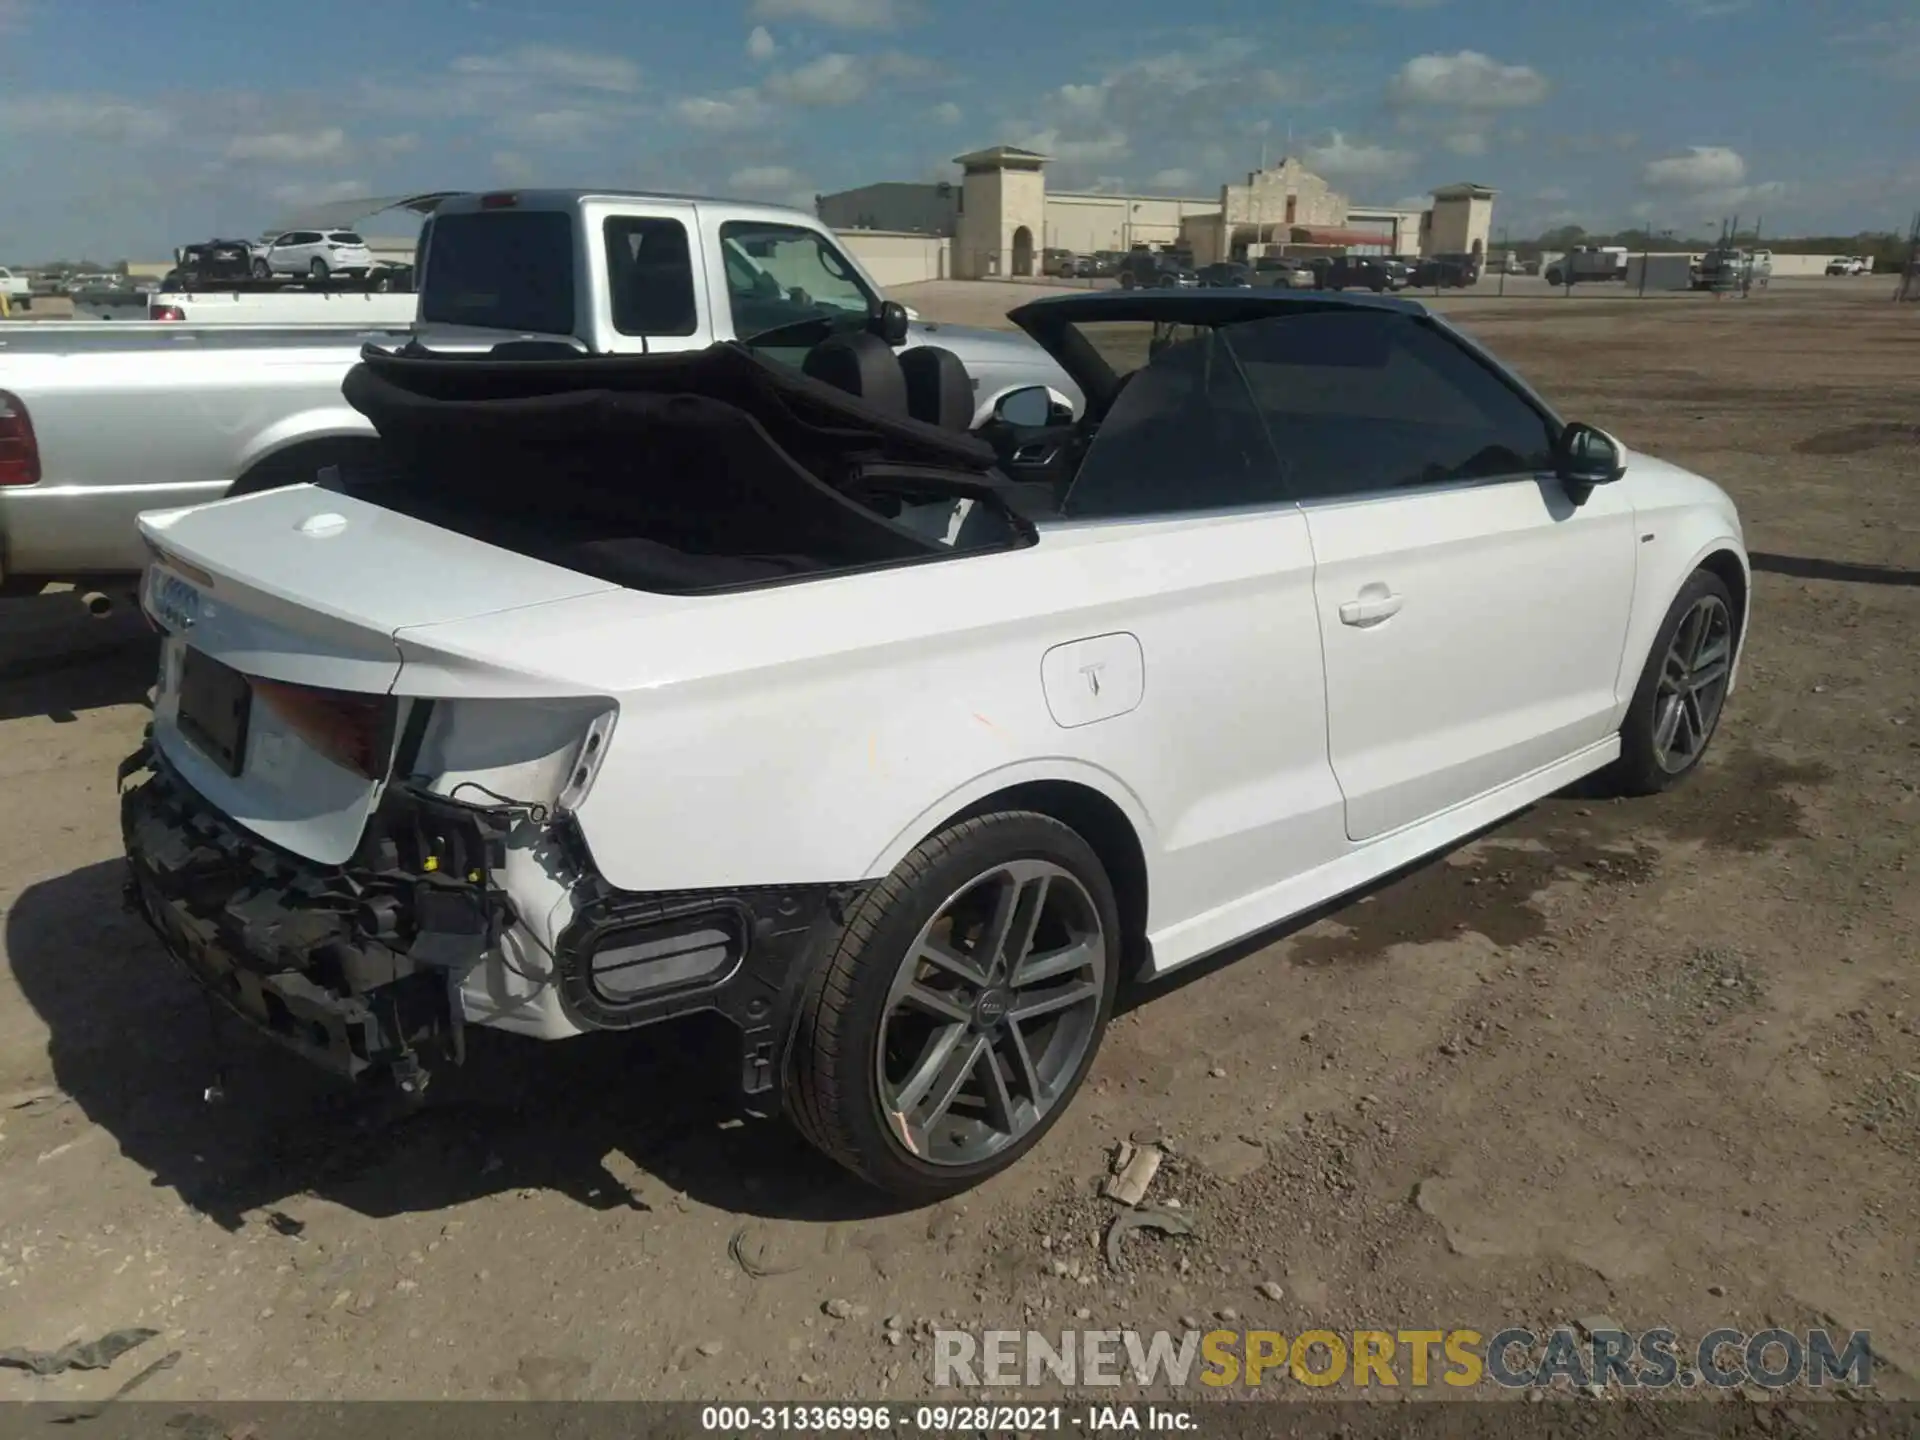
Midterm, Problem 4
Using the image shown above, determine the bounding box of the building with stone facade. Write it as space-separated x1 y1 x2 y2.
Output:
815 146 1497 280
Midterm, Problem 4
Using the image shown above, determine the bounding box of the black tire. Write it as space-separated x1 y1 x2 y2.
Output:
309 258 329 279
251 259 271 279
1118 272 1136 290
1609 568 1737 796
787 810 1122 1201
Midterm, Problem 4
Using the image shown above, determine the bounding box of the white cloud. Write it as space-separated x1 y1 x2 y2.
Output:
1641 145 1746 191
675 89 773 131
1300 130 1416 183
370 133 420 160
226 127 349 164
1019 128 1131 166
492 151 536 184
0 93 174 143
1443 130 1488 157
1534 185 1570 203
1833 19 1920 80
1638 146 1786 214
498 109 609 146
1389 50 1550 109
1002 35 1324 190
268 178 371 208
748 0 902 29
0 0 28 33
730 164 798 190
450 45 641 94
766 52 868 106
1671 0 1748 15
746 24 778 61
928 100 962 125
1151 167 1198 190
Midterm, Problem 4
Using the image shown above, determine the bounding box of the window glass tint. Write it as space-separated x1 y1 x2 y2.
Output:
1221 310 1555 500
419 210 576 335
604 216 698 336
328 231 365 244
720 220 875 339
1064 324 1285 519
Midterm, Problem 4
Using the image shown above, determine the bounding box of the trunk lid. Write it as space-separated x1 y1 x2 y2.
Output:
139 485 620 864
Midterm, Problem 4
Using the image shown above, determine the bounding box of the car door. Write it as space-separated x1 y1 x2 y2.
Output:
586 202 711 354
1050 320 1347 947
1221 308 1637 843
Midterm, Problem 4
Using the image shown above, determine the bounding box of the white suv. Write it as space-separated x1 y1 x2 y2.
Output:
253 230 374 280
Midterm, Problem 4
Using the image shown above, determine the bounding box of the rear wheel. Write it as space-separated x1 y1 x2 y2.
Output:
1610 568 1737 794
788 811 1120 1200
251 259 271 279
309 258 330 279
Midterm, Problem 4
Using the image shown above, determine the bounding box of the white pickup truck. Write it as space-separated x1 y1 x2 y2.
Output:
0 267 32 312
0 190 1077 595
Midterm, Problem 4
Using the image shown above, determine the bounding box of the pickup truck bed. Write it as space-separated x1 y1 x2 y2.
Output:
1 323 409 586
1 188 1077 592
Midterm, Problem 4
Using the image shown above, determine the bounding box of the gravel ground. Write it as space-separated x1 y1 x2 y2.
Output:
0 280 1914 1413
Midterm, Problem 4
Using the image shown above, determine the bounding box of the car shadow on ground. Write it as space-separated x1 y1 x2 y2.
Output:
0 589 155 723
1750 551 1920 587
6 860 898 1235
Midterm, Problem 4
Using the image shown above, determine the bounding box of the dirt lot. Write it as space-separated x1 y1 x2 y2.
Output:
1 282 1915 1410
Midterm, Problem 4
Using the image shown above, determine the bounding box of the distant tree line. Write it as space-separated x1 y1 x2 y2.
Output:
1513 225 1911 270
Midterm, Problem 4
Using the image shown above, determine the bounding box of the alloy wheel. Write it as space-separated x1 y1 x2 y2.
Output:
1653 594 1733 773
875 859 1106 1166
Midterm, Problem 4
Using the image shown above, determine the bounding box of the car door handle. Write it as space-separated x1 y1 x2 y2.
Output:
1339 591 1403 626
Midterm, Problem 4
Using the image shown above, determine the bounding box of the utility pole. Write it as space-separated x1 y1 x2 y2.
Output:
1497 225 1508 296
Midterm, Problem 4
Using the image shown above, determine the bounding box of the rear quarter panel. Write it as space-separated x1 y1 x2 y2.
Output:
395 513 1343 941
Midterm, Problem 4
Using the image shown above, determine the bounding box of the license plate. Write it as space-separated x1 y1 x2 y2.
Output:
176 649 253 777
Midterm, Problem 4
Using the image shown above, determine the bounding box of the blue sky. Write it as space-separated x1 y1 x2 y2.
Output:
1 0 1915 261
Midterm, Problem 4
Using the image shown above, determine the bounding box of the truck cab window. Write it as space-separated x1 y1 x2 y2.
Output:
604 217 698 337
720 221 875 343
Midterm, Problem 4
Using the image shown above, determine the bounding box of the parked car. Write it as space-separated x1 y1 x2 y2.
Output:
1197 261 1255 288
118 285 1749 1199
1825 256 1867 276
1116 252 1197 289
0 266 33 310
1412 255 1476 288
1252 256 1316 289
0 190 1077 593
254 229 375 280
174 239 256 284
1042 248 1078 278
1317 255 1402 293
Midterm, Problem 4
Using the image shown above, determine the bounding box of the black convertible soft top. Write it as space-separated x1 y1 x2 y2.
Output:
338 341 1029 594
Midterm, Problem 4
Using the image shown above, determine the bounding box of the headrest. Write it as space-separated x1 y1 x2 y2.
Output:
898 345 974 431
802 329 908 417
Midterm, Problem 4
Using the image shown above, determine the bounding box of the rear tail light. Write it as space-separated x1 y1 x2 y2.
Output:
0 390 40 487
252 679 396 781
479 192 519 210
151 304 185 321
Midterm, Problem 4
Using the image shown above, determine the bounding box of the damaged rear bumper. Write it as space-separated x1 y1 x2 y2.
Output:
118 740 862 1114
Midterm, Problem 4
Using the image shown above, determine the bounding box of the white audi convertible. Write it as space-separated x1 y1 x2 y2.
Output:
121 289 1749 1197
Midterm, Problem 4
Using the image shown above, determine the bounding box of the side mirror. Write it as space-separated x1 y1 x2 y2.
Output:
1555 422 1626 501
993 386 1053 429
873 299 911 346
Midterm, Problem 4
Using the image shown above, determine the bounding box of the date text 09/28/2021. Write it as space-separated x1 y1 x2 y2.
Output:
699 1405 1192 1431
